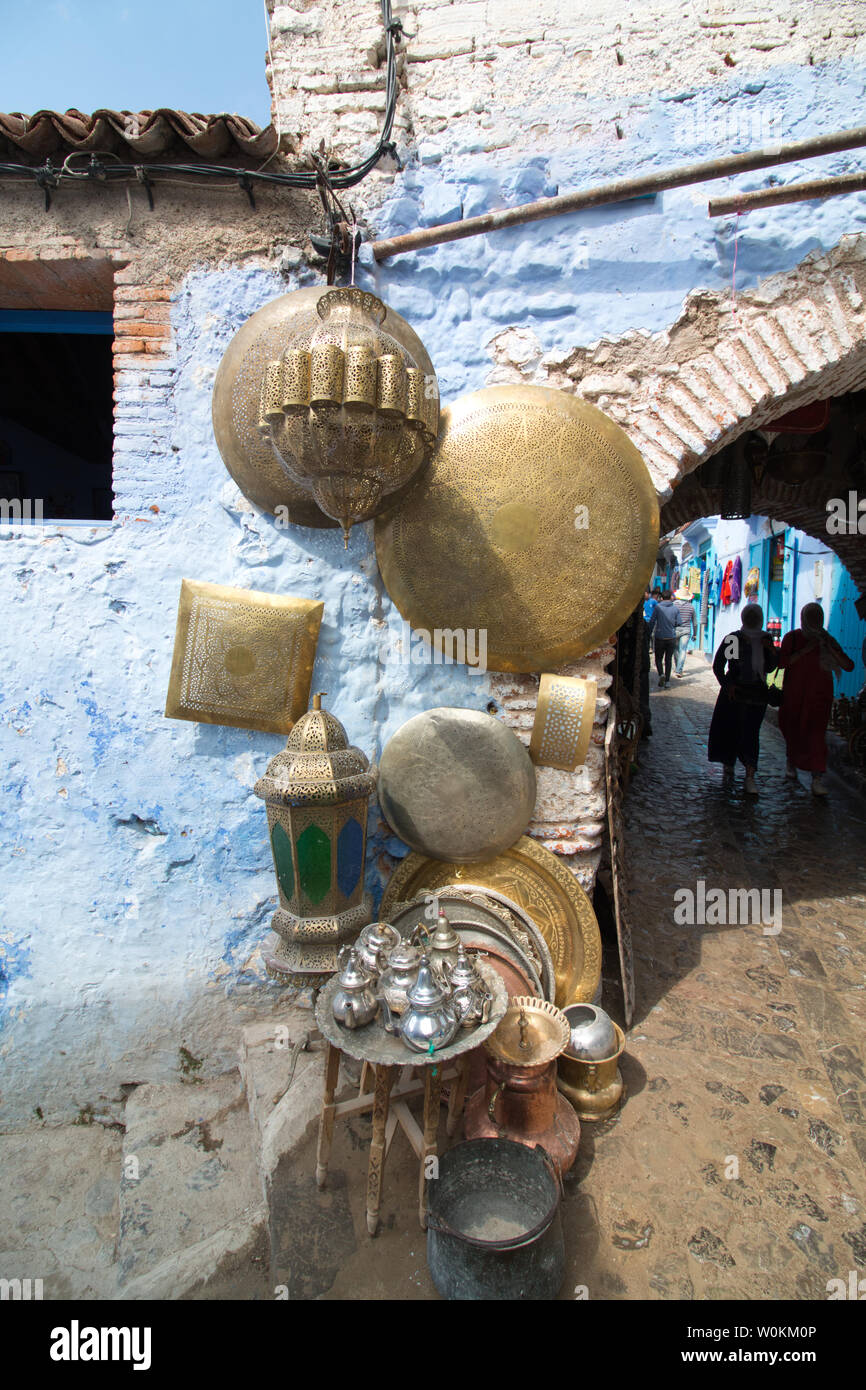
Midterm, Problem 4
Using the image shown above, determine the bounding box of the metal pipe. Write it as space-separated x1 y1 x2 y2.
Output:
709 170 866 216
372 125 866 262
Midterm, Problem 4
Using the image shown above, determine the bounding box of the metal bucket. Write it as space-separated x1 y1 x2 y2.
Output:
426 1139 564 1300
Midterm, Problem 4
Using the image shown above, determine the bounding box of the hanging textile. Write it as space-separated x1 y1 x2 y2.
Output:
731 556 742 605
700 568 709 625
721 559 734 606
744 565 760 598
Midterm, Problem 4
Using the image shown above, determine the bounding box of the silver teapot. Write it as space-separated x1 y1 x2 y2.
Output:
378 938 422 1016
385 954 460 1054
355 920 401 978
331 947 379 1030
424 906 461 983
442 945 492 1030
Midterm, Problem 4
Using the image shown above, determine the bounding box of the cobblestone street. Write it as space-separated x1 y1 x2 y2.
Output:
580 651 866 1300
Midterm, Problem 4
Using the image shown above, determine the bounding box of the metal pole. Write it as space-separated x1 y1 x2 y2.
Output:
371 125 866 262
708 170 866 216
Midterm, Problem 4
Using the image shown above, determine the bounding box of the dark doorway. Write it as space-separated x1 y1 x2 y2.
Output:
0 310 114 520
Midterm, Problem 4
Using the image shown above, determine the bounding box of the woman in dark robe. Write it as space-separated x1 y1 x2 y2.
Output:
708 602 778 797
778 602 854 796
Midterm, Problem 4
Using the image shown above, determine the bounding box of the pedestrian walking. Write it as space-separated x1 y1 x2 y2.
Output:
647 589 679 688
777 602 855 796
708 602 779 796
673 586 697 678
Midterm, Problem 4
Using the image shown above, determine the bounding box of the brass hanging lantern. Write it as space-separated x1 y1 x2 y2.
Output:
257 287 439 545
253 692 377 986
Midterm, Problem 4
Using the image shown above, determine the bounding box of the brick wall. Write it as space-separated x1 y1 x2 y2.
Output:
111 268 177 520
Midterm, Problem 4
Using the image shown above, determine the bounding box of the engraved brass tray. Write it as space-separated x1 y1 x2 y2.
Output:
380 836 602 1007
375 385 659 672
212 286 437 525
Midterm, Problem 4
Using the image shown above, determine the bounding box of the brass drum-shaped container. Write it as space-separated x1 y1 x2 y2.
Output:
377 706 536 863
212 286 438 528
375 384 659 671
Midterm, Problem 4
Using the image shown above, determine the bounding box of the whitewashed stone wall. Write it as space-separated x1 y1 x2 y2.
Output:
268 0 866 173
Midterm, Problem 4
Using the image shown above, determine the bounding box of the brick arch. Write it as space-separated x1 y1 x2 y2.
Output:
545 235 866 496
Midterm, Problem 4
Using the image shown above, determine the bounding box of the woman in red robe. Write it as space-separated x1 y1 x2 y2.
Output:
778 602 854 795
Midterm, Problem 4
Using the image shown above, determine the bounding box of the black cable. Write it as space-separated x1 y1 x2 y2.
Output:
0 1 402 199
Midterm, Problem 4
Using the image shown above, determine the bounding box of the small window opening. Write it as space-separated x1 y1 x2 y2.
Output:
0 309 114 521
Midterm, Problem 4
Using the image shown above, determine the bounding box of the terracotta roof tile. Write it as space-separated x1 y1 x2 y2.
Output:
0 109 278 164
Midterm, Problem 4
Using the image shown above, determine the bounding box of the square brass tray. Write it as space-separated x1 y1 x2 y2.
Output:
165 578 324 734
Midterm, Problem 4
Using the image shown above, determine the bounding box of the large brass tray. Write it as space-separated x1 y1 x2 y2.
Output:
375 385 659 672
380 836 602 1007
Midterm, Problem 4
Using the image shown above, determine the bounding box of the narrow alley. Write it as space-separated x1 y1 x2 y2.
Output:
584 651 866 1299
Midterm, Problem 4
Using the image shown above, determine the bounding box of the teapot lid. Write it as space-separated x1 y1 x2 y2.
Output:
359 921 400 950
429 906 460 952
448 943 482 986
387 938 421 969
406 955 448 1008
336 948 373 990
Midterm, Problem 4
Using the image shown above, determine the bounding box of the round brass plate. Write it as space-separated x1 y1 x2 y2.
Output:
375 385 659 672
380 835 602 1007
212 286 437 525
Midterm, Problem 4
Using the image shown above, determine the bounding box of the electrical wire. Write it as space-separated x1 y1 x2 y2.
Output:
0 1 402 201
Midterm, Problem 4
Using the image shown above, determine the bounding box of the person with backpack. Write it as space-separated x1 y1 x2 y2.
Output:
647 589 680 688
708 602 779 796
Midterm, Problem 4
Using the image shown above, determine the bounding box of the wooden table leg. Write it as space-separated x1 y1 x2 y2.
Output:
446 1053 470 1138
366 1064 395 1237
419 1065 442 1230
315 1043 341 1189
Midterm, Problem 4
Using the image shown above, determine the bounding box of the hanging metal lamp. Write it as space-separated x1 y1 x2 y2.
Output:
721 441 753 519
256 287 439 545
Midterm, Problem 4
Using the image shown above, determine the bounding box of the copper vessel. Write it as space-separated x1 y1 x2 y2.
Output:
463 998 580 1177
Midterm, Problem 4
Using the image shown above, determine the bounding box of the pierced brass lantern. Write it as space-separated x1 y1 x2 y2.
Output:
257 287 439 545
253 693 377 986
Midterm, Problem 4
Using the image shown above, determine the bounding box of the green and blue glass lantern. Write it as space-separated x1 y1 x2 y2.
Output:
254 692 376 986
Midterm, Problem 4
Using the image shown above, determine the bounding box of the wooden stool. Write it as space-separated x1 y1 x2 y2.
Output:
315 1043 471 1235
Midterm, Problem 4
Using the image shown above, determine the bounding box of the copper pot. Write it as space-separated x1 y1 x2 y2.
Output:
463 998 580 1177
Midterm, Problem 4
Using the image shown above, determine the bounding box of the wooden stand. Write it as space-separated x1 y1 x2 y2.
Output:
315 1043 471 1235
